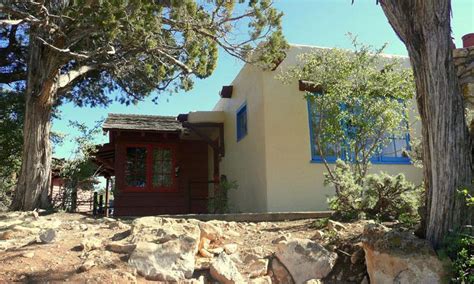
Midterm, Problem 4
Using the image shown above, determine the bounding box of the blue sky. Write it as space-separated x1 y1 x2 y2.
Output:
52 0 474 158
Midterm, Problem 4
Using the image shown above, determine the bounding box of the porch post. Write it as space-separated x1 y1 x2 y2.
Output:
104 176 110 217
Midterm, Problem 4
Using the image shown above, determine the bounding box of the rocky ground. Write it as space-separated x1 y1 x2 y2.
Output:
0 211 370 283
0 211 446 283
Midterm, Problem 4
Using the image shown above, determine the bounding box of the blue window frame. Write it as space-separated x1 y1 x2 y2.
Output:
307 97 411 164
236 103 248 141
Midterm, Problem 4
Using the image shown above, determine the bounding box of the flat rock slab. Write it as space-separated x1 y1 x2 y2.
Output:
39 229 56 243
275 238 337 284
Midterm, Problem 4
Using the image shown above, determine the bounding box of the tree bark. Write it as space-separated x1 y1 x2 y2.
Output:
10 30 59 211
380 0 473 248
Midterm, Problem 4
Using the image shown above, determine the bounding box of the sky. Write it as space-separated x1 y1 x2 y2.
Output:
52 0 474 159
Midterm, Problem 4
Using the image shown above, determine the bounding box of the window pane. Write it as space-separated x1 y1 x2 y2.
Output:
125 147 147 187
237 104 248 140
152 147 173 188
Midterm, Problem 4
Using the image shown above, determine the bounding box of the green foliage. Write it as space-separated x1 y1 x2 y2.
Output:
279 37 418 223
280 37 414 175
437 189 473 283
58 120 103 212
2 1 288 106
326 160 423 223
439 228 474 283
0 88 24 210
208 178 238 214
310 217 329 229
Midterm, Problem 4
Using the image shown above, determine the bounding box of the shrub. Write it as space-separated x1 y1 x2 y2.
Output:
326 160 423 223
208 178 238 214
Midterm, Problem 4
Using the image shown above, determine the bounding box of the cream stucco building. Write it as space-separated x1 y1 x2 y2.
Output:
98 44 423 216
187 44 423 213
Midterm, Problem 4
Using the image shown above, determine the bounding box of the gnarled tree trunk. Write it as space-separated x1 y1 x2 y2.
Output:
11 31 59 211
380 0 473 248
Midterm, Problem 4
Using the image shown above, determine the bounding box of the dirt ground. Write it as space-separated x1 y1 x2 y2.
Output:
0 212 369 283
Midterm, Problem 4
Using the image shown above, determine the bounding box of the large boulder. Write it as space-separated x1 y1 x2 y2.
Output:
275 238 337 284
270 257 294 284
362 223 448 284
126 217 201 281
128 237 197 281
210 252 245 283
130 217 200 249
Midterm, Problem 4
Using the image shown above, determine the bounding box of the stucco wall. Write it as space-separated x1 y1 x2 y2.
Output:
213 64 268 212
261 45 423 212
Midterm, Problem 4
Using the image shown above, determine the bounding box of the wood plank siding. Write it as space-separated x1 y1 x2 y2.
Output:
113 131 209 216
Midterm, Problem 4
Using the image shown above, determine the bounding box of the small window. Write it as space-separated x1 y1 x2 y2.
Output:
125 147 147 188
236 103 248 141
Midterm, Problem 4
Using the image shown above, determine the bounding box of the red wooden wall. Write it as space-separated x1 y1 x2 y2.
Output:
112 131 209 216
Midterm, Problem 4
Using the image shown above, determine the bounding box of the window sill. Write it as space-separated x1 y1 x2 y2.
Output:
310 158 412 165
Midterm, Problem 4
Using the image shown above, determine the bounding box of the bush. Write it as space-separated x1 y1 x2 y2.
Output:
327 160 423 223
208 178 238 214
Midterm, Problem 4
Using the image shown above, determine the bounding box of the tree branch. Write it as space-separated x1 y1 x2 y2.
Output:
0 70 26 84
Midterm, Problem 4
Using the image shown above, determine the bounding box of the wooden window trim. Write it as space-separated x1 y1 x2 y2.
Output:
122 143 178 193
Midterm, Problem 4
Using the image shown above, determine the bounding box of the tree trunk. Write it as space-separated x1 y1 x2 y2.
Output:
10 31 59 211
380 0 473 248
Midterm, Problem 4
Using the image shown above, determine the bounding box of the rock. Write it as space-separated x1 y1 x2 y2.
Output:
275 238 337 283
362 223 448 284
199 222 222 241
248 258 269 278
128 238 196 281
199 237 211 251
79 224 88 231
223 243 238 254
195 257 211 270
199 248 214 258
39 228 56 243
313 230 325 239
305 280 322 284
210 252 245 284
250 276 272 284
208 247 224 254
272 234 291 244
270 257 294 284
80 238 102 251
0 230 13 240
12 225 40 234
106 242 136 254
350 247 364 264
360 276 368 284
77 259 95 273
327 220 346 231
22 251 35 258
109 221 131 230
117 271 137 284
225 229 240 238
130 217 200 253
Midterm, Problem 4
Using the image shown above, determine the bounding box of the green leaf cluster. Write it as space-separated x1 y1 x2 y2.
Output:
326 160 423 223
0 87 24 210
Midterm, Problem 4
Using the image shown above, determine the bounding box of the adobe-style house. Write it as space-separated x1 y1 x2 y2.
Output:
94 44 423 216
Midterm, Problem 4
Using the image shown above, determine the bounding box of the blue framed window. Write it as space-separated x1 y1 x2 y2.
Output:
236 103 248 141
307 97 411 164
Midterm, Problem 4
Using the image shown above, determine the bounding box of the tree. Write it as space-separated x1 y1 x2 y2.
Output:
0 87 24 210
280 42 420 221
0 0 288 211
377 0 473 248
58 120 102 212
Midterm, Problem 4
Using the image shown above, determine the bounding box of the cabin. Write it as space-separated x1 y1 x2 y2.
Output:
94 113 224 216
94 44 425 216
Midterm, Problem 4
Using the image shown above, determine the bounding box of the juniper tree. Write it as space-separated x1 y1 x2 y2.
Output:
377 0 473 248
0 0 288 210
